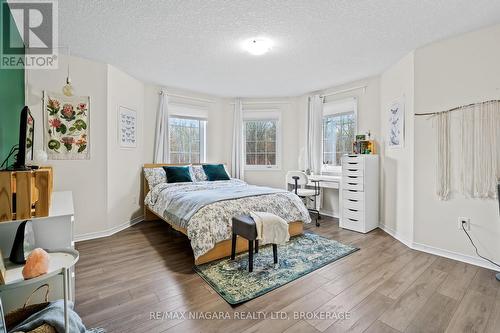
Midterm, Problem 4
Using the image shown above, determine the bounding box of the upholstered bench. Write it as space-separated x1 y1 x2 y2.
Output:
231 215 278 272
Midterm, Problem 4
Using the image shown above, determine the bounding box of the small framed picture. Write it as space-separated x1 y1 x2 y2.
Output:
387 97 405 149
118 106 137 148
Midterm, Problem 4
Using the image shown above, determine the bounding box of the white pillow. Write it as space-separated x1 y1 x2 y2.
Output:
191 165 208 181
144 168 166 190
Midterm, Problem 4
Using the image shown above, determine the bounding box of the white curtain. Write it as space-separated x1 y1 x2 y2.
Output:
153 91 170 163
231 98 245 180
306 94 323 174
459 101 499 198
436 111 451 200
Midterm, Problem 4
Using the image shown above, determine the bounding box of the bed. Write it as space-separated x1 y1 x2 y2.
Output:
142 163 311 265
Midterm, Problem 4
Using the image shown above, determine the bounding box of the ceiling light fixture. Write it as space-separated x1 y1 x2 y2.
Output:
243 37 273 56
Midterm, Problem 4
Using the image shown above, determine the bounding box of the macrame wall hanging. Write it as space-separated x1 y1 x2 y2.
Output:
416 100 500 200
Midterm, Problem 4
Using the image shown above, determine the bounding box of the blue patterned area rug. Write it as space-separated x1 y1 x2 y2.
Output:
194 233 359 305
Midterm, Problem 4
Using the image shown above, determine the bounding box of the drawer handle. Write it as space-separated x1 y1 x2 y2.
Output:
347 169 357 171
347 162 358 165
348 199 358 202
347 176 358 178
348 209 358 212
348 183 357 185
348 218 358 222
348 190 358 192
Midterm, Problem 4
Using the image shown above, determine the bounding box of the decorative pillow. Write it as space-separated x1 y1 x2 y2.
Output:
163 166 193 183
144 167 166 190
202 164 230 181
191 165 208 181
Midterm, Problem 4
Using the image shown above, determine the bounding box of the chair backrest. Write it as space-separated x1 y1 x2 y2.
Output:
286 171 308 186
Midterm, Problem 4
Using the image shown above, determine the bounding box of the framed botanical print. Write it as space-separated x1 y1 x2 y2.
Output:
43 91 90 160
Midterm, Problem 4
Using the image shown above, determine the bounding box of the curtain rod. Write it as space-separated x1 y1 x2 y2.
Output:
159 90 215 103
414 99 500 116
320 85 367 98
229 100 290 105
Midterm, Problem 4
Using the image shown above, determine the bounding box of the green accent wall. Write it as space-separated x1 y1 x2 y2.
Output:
0 0 25 162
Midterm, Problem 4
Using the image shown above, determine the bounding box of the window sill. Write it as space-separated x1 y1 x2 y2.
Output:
245 165 281 171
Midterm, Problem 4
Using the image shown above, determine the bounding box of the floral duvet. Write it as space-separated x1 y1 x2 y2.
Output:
145 179 311 259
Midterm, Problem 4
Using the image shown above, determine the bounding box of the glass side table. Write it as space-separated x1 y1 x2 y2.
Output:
0 249 79 333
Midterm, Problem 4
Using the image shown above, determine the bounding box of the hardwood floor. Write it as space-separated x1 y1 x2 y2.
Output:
75 217 500 333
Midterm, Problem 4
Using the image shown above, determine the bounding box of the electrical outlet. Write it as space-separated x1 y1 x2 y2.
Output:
458 217 470 231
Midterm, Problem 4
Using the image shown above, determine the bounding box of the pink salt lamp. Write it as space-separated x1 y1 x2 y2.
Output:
22 248 50 280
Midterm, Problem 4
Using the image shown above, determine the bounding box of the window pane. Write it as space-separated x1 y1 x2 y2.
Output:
266 141 276 153
246 141 255 153
266 153 276 165
245 119 278 167
245 122 256 142
322 112 355 166
256 154 266 165
169 117 203 163
246 153 256 165
265 123 276 141
259 124 265 140
256 141 266 152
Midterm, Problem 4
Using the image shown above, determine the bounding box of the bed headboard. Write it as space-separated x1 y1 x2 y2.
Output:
142 163 201 198
142 163 198 221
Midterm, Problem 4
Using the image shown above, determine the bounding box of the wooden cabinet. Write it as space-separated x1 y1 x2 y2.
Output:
0 167 53 222
340 155 379 233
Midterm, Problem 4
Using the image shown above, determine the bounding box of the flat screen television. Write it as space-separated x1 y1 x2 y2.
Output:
12 106 34 170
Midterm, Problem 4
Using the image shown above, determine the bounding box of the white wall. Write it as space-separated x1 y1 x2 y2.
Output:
379 53 415 245
26 55 109 236
233 98 299 189
106 65 145 229
25 24 500 271
296 77 382 167
27 58 231 238
413 24 500 264
294 77 381 217
142 84 232 166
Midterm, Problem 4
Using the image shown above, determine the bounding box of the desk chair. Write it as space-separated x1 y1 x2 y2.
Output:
286 171 321 227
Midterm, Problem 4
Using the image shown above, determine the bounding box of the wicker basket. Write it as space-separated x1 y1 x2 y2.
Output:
5 284 51 331
28 323 57 333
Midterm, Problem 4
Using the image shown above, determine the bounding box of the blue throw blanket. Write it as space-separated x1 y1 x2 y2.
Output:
9 300 104 333
164 184 286 225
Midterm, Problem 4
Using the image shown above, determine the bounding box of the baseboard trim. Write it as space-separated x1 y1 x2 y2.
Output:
319 209 339 219
411 241 499 272
75 216 144 242
378 223 499 271
378 223 413 248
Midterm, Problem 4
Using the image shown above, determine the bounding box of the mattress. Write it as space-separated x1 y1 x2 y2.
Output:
145 179 311 259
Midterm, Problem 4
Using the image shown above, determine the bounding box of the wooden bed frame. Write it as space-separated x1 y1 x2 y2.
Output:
142 163 304 265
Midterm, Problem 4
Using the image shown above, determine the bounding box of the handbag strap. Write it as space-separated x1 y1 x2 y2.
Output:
23 284 50 308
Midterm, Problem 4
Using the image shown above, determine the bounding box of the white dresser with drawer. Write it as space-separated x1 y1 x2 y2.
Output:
340 155 379 233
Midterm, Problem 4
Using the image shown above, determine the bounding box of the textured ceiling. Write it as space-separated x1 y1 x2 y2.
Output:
59 0 500 97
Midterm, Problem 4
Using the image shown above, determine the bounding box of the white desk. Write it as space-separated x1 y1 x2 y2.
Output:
305 174 341 218
307 174 341 189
